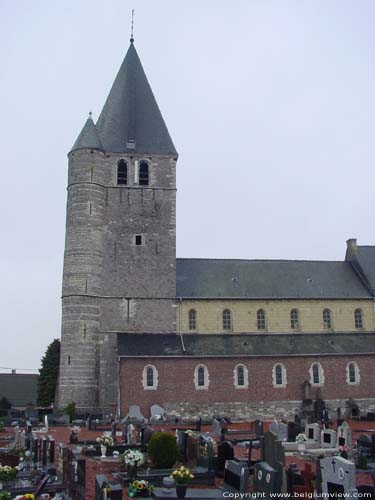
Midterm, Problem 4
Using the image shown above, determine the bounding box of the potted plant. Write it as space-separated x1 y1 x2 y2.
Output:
96 434 114 458
170 466 194 499
147 432 178 468
0 465 18 488
128 479 153 498
0 493 11 500
120 449 145 478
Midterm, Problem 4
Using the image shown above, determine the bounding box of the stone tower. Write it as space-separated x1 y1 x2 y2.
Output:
58 40 178 411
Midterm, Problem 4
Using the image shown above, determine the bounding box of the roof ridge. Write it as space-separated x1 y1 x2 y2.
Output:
176 257 346 264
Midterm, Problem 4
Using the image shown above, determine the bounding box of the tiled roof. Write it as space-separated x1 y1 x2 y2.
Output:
176 259 372 299
0 374 39 407
117 332 375 357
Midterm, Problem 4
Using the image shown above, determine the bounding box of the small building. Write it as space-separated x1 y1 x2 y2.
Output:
0 372 39 408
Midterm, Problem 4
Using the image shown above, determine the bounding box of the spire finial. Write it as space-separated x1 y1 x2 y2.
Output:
130 9 135 43
89 111 92 119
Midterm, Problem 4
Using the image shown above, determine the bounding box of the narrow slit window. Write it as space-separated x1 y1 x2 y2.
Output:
135 235 142 246
117 160 127 185
275 365 283 385
237 366 245 386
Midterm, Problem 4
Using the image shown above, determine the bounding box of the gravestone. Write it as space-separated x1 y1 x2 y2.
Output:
125 405 145 422
253 419 264 438
261 431 285 492
320 456 357 500
270 420 279 436
305 423 320 446
176 430 188 463
48 435 55 463
254 462 279 498
211 418 221 436
32 435 39 463
337 422 352 449
287 422 302 442
224 460 249 493
150 404 164 422
41 436 48 466
217 441 234 473
186 433 200 467
321 429 337 449
357 435 375 459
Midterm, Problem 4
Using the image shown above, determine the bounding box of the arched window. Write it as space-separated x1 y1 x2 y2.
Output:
142 365 158 390
257 309 266 330
223 309 232 331
188 309 197 330
354 309 363 329
290 309 299 330
194 365 209 389
322 309 332 329
139 162 149 186
272 364 286 387
117 160 127 185
310 362 324 386
346 362 360 385
234 364 248 388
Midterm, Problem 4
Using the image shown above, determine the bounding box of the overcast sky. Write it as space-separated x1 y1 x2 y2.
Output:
1 1 374 372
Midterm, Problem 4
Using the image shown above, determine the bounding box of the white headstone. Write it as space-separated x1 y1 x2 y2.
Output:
337 422 352 449
320 456 357 500
321 429 337 449
305 423 320 446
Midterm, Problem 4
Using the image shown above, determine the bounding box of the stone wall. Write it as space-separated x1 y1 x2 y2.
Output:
58 149 177 411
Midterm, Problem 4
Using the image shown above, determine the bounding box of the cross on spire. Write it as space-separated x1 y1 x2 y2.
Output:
130 9 135 43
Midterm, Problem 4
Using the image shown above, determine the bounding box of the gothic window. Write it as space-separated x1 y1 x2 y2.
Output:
290 309 299 330
117 160 127 185
222 309 232 331
194 364 209 390
273 364 286 387
322 309 332 330
354 309 363 329
234 364 248 388
310 362 324 386
188 309 197 330
139 162 149 186
346 362 360 385
142 365 158 390
257 309 266 330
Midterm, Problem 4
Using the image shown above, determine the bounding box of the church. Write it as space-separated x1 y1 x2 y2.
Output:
58 38 375 420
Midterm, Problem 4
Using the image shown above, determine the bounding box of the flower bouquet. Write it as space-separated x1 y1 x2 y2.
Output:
295 433 307 442
120 449 145 478
14 495 34 500
96 434 114 447
170 466 194 499
0 465 18 481
0 493 11 500
128 479 153 498
171 466 194 484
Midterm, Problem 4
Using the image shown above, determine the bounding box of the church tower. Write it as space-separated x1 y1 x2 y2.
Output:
58 39 178 411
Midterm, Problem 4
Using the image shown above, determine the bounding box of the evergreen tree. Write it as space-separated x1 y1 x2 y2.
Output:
37 339 61 406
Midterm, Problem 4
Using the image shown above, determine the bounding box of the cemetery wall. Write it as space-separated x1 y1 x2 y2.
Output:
119 354 375 419
179 299 375 334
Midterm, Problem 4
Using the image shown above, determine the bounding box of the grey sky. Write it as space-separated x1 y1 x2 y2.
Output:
1 1 374 372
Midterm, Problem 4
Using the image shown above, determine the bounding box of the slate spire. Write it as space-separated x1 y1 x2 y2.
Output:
70 113 103 153
95 42 177 155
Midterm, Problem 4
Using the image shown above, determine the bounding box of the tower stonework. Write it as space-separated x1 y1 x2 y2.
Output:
58 41 178 411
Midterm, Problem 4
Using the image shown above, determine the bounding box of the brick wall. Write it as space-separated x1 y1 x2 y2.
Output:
119 355 375 419
179 299 375 334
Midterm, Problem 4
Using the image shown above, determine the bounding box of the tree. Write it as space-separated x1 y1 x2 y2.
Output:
37 339 61 406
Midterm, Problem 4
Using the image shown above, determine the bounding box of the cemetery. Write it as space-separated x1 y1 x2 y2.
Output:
1 402 375 500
